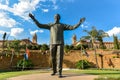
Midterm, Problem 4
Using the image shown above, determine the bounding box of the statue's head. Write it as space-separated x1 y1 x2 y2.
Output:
54 14 61 23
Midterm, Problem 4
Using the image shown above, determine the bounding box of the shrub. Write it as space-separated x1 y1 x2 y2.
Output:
74 44 81 50
31 45 38 50
41 44 49 51
76 60 92 69
27 44 32 49
16 59 34 70
64 45 70 53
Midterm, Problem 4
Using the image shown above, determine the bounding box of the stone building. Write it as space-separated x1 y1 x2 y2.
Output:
72 34 114 49
0 33 38 48
32 33 37 44
72 34 77 45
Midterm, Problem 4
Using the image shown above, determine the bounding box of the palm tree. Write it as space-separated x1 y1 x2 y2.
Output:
97 30 109 49
82 27 98 48
81 26 108 68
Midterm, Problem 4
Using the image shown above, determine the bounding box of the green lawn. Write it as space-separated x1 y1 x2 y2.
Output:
0 70 49 80
0 69 120 80
67 69 120 80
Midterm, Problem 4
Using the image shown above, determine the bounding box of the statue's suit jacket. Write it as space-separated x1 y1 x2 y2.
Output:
32 19 81 44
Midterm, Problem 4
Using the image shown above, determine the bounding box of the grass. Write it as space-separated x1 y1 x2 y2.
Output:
66 69 120 80
0 69 120 80
0 69 49 80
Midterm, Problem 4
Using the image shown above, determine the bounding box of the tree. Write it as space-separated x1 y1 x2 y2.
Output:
82 27 109 49
64 45 70 53
9 40 21 53
81 26 108 68
97 30 109 49
2 32 7 52
7 40 22 67
41 44 49 51
113 35 119 49
82 27 98 48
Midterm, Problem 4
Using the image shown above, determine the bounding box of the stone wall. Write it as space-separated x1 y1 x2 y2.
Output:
63 50 120 69
0 50 120 70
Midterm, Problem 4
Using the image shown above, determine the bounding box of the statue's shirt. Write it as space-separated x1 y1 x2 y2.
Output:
49 23 64 44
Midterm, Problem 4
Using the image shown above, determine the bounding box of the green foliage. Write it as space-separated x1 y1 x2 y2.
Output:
37 45 42 50
113 56 120 58
8 40 21 53
41 44 49 51
76 60 93 69
31 45 38 50
20 44 26 50
113 35 119 49
16 59 34 70
69 45 74 50
27 44 49 50
27 44 32 49
74 44 81 50
73 44 88 50
64 45 75 53
82 27 108 49
64 45 71 53
98 36 106 49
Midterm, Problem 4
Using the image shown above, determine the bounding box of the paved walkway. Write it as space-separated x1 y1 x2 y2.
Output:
7 71 98 80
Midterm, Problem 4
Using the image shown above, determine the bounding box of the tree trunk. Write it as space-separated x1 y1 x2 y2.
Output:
10 50 14 68
92 37 99 69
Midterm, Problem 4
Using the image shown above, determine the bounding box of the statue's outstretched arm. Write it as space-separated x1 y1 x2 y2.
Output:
29 13 50 29
64 17 85 30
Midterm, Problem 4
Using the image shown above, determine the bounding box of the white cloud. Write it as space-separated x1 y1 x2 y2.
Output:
0 0 62 21
0 12 17 28
81 24 88 28
10 28 24 37
30 29 44 35
53 5 58 10
106 27 120 36
11 0 40 20
0 0 74 21
80 21 89 28
39 30 44 33
42 8 49 12
0 0 41 20
50 0 56 4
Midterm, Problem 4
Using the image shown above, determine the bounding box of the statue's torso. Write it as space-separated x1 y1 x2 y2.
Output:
49 23 64 45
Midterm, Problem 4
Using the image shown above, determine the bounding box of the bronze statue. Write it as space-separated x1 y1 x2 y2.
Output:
29 13 85 78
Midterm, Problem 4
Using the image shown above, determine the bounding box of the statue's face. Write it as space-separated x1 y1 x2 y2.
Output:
54 14 60 22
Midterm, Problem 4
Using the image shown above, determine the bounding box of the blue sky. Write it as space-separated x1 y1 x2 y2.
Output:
0 0 120 44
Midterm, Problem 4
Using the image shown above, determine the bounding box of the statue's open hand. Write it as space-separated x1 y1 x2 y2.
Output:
80 17 85 23
29 13 34 19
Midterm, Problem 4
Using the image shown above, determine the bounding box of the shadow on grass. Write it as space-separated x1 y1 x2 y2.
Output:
0 70 13 73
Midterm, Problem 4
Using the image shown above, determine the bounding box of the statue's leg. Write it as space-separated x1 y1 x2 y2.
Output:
57 45 64 76
50 45 57 74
